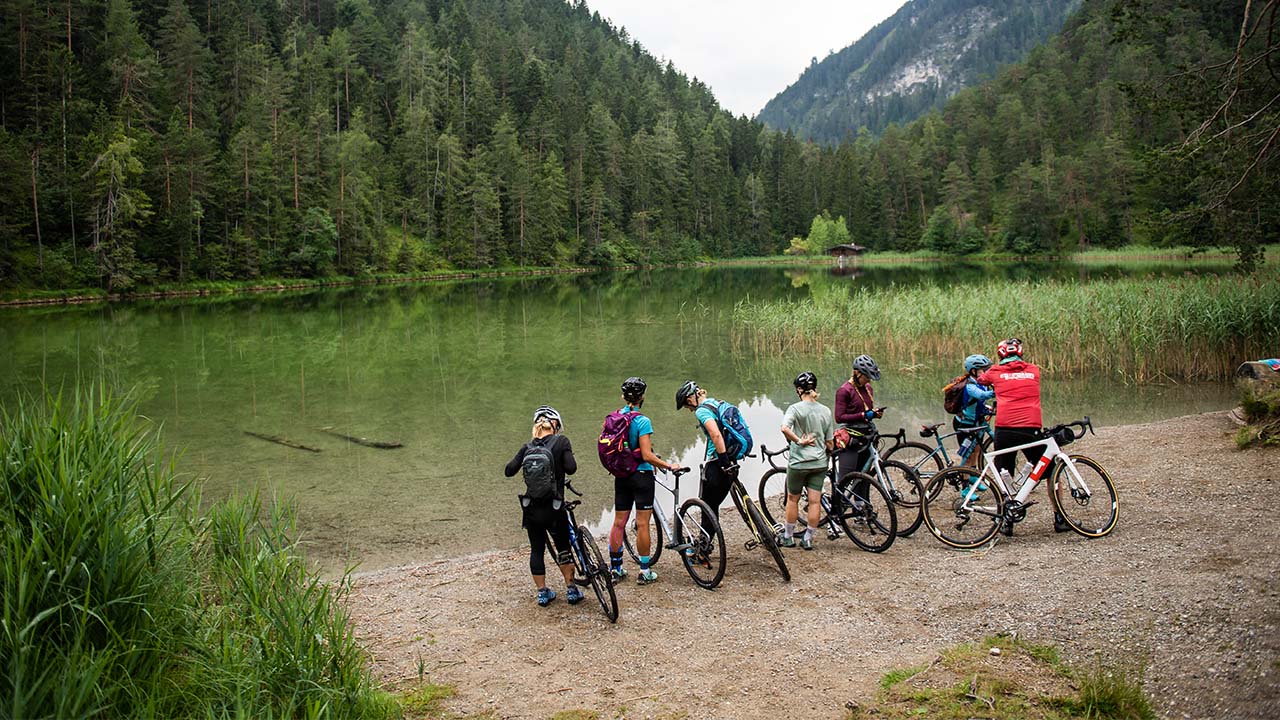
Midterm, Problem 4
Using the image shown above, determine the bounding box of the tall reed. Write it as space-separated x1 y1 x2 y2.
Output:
732 271 1280 382
0 388 396 719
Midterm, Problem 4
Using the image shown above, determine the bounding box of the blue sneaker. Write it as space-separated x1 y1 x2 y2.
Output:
536 587 557 606
565 585 584 604
610 566 627 581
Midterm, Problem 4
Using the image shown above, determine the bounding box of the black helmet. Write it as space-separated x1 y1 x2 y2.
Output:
675 380 700 410
793 371 818 392
621 376 647 402
852 354 881 381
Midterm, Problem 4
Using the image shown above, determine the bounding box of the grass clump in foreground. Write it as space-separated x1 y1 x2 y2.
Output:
0 389 397 719
733 269 1280 382
1236 383 1280 448
852 635 1154 720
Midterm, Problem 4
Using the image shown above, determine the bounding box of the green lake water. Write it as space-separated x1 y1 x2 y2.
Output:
0 262 1240 573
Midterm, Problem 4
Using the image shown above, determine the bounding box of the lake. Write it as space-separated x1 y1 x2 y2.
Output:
0 262 1240 573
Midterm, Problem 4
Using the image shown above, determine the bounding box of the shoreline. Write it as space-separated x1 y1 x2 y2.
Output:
0 249 1248 309
347 410 1279 720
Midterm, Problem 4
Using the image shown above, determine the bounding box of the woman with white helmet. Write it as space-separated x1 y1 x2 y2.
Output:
503 405 581 606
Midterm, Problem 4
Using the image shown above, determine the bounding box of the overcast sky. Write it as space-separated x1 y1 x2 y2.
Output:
585 0 910 117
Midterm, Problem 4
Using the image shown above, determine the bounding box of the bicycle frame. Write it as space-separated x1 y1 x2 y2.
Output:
926 425 992 467
649 472 692 552
959 433 1094 508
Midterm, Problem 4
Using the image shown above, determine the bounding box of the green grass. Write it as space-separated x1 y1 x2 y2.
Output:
1236 382 1280 447
0 388 397 719
852 636 1155 720
734 268 1280 382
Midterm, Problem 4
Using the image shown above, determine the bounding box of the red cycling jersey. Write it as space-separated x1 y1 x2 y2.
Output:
977 360 1042 428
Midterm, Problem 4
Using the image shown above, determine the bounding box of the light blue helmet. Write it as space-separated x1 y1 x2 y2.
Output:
964 354 993 373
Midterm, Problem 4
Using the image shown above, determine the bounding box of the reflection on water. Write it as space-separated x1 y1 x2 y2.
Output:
0 263 1239 573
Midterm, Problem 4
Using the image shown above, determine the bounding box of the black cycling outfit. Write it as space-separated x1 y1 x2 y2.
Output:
504 434 577 575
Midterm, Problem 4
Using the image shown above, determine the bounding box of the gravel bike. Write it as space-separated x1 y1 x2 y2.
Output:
883 422 993 486
836 428 926 537
622 467 727 589
561 481 618 622
755 444 897 552
920 417 1119 549
721 457 790 582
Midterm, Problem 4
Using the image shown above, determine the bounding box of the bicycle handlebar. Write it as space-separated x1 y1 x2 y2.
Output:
565 480 584 497
1045 416 1095 441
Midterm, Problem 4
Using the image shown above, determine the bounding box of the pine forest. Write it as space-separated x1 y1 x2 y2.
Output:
0 0 1275 292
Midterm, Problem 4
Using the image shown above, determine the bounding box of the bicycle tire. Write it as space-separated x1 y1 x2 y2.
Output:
577 525 618 623
756 468 789 530
920 467 1004 549
1049 455 1119 538
836 471 897 552
879 459 925 537
745 498 790 582
882 441 943 486
622 511 664 566
676 498 727 589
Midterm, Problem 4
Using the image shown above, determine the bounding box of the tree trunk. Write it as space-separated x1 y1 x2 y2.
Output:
30 148 42 272
292 141 299 209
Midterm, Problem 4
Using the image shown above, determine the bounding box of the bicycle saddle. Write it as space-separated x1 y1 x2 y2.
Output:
920 422 944 437
954 426 987 437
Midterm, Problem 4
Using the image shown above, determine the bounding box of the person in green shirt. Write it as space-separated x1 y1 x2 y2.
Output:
779 371 835 550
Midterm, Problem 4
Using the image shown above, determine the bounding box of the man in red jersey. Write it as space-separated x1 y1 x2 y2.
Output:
977 337 1068 535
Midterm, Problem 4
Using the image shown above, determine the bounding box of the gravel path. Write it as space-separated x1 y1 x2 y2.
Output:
348 411 1280 719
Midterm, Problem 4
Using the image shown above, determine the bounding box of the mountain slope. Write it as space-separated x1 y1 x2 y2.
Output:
758 0 1080 142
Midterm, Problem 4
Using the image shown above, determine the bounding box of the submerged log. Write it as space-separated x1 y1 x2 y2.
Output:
244 430 322 453
318 426 404 449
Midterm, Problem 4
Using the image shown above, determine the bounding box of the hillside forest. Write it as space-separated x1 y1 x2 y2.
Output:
0 0 1275 291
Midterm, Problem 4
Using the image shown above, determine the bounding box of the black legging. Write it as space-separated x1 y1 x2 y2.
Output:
700 461 735 537
523 500 571 575
833 443 871 510
993 426 1044 477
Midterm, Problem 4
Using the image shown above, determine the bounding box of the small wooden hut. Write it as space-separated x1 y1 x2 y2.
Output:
826 243 867 268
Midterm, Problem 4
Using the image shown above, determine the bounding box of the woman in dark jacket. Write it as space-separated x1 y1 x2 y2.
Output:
504 405 580 606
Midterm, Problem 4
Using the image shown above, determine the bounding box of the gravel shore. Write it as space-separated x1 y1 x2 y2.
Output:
348 410 1279 719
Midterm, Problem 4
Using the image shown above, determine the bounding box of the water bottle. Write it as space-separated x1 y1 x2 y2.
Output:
958 436 974 459
998 468 1014 490
1015 460 1034 484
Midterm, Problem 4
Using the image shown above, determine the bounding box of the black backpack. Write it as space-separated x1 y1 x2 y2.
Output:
522 440 557 499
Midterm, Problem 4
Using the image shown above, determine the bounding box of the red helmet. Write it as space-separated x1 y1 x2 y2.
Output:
997 337 1023 360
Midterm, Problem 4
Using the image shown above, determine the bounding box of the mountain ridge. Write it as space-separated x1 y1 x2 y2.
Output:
758 0 1081 142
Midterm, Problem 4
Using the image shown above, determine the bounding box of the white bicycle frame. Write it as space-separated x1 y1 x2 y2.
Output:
958 432 1093 507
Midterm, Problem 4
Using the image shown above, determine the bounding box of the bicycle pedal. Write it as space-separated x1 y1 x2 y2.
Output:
744 540 758 551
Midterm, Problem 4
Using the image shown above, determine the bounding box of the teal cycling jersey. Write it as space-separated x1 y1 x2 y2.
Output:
620 405 654 472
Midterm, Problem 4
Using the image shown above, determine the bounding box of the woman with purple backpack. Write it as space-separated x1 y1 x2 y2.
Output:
602 377 683 585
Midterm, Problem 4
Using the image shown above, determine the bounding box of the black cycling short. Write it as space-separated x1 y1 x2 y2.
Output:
614 469 656 512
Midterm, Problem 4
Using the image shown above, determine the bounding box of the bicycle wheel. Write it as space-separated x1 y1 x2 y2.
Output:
756 468 789 529
622 511 663 566
577 525 618 623
676 498 727 589
1049 455 1119 538
836 471 897 552
920 467 1004 549
879 459 925 537
882 441 943 486
744 499 790 582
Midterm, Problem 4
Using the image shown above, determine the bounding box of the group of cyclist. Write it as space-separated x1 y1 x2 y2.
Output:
504 336 1058 607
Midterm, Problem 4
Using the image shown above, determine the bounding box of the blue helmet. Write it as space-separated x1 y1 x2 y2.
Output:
964 354 993 373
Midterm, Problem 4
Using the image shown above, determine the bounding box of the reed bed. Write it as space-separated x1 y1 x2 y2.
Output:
732 271 1280 382
0 389 396 719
